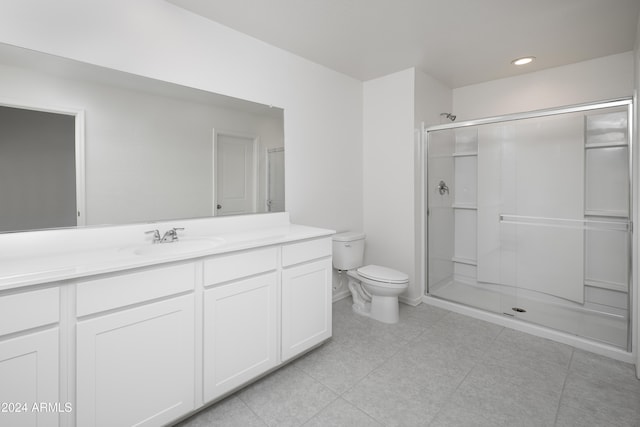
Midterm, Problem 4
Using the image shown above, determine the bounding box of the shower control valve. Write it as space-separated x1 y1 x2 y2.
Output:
437 180 449 195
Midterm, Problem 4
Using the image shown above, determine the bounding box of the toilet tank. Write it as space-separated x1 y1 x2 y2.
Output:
332 231 365 270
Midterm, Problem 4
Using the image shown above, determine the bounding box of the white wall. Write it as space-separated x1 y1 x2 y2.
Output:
363 68 452 303
453 52 634 121
415 70 454 127
0 0 363 233
363 69 415 299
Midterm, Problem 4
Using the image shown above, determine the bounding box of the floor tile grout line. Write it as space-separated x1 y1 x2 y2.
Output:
473 325 574 409
334 328 420 427
421 318 505 425
298 393 342 427
292 346 363 397
181 301 639 426
236 393 270 427
236 364 326 427
343 311 464 426
553 348 575 427
340 390 388 427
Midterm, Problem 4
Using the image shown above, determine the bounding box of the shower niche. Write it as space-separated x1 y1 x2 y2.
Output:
425 99 632 350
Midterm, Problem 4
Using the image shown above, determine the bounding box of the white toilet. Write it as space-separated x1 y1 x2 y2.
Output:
332 232 409 324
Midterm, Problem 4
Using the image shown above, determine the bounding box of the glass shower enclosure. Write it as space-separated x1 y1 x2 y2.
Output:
424 99 633 350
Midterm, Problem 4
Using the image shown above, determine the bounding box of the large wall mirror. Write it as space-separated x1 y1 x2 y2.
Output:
0 43 284 233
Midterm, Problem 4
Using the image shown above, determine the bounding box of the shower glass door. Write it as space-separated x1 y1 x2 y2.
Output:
426 100 632 350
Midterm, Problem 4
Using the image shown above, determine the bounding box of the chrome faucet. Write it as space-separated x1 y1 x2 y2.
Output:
160 227 184 243
145 227 184 243
145 229 161 243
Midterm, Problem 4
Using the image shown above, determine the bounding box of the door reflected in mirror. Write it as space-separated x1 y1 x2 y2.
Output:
0 105 80 232
0 43 284 233
267 148 285 212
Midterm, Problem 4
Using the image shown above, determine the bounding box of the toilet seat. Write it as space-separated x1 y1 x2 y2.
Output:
356 265 409 284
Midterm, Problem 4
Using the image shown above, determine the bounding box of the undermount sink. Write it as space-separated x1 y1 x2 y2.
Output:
121 237 225 256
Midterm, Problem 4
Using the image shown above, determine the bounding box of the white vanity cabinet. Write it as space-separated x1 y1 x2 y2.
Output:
281 238 332 361
202 247 278 402
0 287 60 427
0 218 334 427
75 262 196 427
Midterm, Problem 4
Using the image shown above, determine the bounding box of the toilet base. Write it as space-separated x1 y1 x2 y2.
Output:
370 295 400 324
348 279 371 318
347 277 401 324
351 300 371 318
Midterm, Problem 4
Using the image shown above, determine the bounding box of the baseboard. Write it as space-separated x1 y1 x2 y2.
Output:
333 292 421 306
399 294 422 306
332 289 350 302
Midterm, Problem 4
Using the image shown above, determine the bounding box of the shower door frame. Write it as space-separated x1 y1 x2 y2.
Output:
420 97 635 353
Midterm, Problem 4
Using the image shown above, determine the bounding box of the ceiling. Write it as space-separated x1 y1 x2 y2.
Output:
168 0 640 88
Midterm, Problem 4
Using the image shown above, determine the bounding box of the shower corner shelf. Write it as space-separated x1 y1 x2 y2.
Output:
584 210 629 218
584 279 627 293
585 141 628 149
452 204 477 210
451 257 477 266
452 151 478 157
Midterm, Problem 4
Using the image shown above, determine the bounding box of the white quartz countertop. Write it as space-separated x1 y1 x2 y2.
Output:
0 224 334 291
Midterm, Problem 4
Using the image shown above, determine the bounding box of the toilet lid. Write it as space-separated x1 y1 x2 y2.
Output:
357 265 409 283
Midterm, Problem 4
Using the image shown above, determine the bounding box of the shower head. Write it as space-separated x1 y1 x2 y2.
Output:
440 112 456 122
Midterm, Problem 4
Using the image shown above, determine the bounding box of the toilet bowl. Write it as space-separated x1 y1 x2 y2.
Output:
347 265 408 323
332 232 409 324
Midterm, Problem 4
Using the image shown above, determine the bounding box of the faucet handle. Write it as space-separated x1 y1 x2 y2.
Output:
172 227 184 241
145 229 161 243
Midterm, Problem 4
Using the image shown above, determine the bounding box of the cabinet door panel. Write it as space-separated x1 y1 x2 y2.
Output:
204 273 277 402
0 328 59 427
281 258 332 361
76 295 195 427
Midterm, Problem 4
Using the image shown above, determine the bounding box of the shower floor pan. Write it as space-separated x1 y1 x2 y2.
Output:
429 278 627 349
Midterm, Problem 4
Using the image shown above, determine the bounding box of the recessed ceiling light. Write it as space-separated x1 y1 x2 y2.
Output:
511 56 535 66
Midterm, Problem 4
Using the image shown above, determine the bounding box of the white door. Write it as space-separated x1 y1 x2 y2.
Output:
215 134 256 216
267 148 285 212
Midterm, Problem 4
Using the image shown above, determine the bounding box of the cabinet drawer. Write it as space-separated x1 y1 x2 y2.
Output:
282 238 331 267
0 287 59 336
77 262 195 317
203 247 277 286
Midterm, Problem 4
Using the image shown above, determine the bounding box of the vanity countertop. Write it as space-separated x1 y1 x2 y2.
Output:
0 224 334 291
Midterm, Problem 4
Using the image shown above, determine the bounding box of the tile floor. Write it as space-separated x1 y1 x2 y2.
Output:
177 298 640 427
